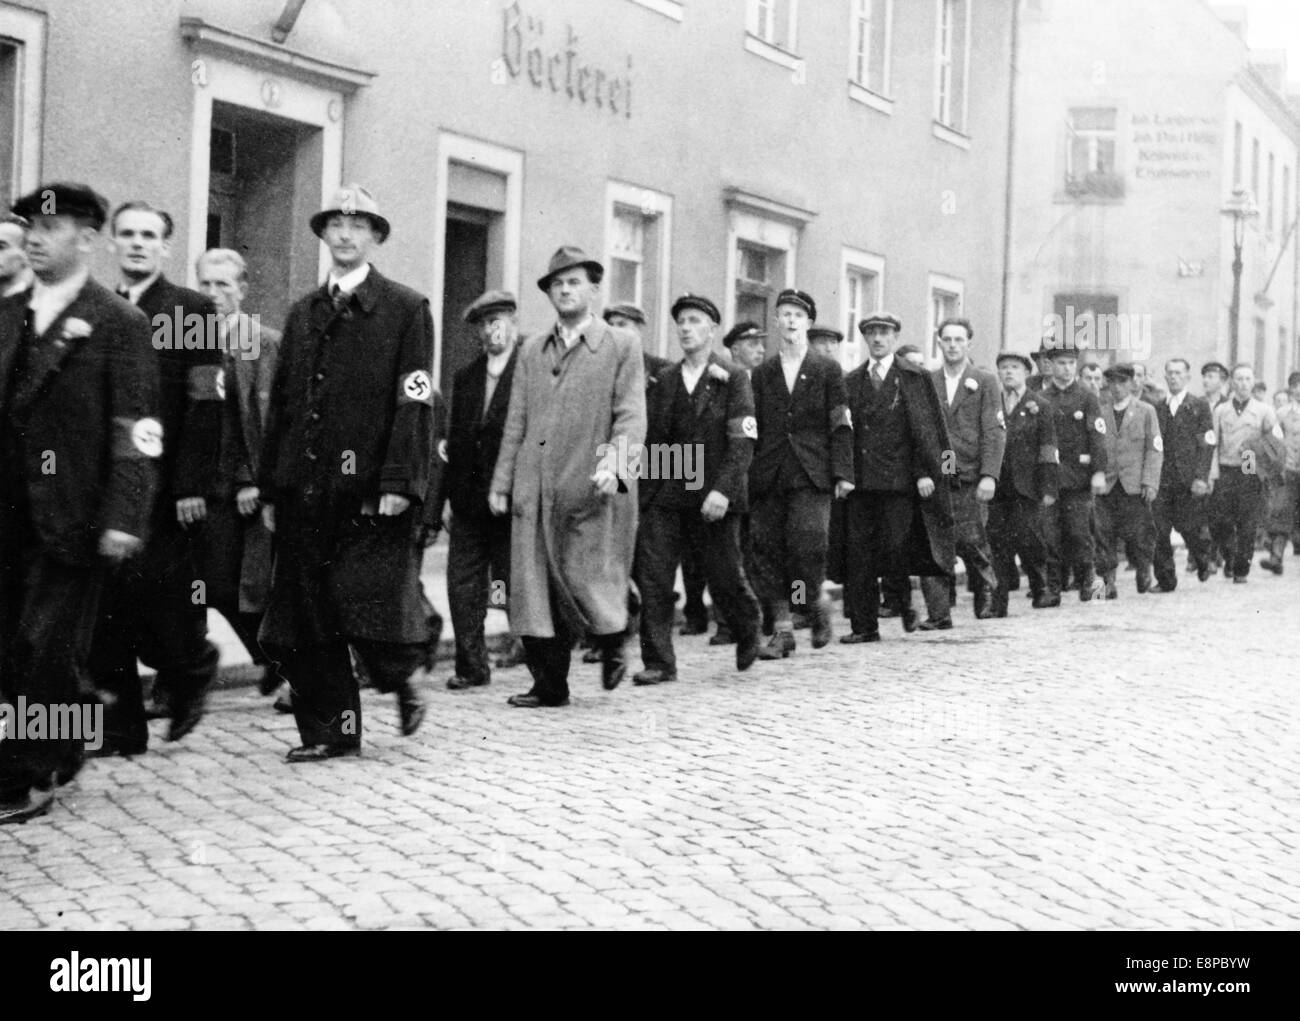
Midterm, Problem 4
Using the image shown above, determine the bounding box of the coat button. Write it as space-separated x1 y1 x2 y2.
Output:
309 412 321 421
539 440 546 446
305 450 317 462
314 372 325 381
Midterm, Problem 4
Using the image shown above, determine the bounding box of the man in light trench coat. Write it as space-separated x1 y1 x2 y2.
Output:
488 245 646 708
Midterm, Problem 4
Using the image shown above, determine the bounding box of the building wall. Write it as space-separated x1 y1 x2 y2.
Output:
1008 0 1299 387
9 0 1014 379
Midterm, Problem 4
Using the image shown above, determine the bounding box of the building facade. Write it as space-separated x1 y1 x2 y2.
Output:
0 0 1014 387
1006 0 1300 387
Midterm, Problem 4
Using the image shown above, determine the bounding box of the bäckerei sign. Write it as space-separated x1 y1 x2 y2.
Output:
501 1 634 118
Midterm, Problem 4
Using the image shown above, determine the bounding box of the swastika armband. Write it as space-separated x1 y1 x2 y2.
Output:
829 404 852 430
1038 444 1059 465
187 364 226 402
112 416 163 459
398 369 434 405
1153 435 1164 452
1204 430 1217 446
1094 416 1106 434
728 415 759 441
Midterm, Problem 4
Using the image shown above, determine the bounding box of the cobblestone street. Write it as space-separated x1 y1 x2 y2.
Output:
2 561 1297 931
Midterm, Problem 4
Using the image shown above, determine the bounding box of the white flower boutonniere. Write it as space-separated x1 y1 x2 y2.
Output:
62 317 93 340
1027 401 1039 415
964 377 979 392
1073 409 1084 420
708 364 730 383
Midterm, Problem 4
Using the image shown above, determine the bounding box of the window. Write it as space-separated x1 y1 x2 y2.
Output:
1267 152 1275 233
841 248 884 371
1065 107 1123 199
723 188 813 351
934 0 970 136
1233 121 1242 187
605 181 672 355
745 0 801 71
0 6 46 204
849 0 892 97
928 273 965 361
1252 138 1260 201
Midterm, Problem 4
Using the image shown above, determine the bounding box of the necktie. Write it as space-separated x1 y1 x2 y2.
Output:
116 285 131 301
870 362 883 391
331 283 347 311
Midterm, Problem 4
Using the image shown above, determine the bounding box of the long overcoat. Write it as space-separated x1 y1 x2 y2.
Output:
490 319 645 638
258 268 434 646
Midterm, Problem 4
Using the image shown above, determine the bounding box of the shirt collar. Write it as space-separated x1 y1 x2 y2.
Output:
870 352 895 376
120 271 160 305
554 315 594 348
327 262 370 295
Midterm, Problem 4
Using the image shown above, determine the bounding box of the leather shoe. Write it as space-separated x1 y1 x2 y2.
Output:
507 692 569 708
878 606 900 618
756 630 795 659
1233 575 1248 584
974 606 996 620
256 666 278 697
791 612 810 631
679 617 709 636
736 634 759 671
839 630 880 644
396 678 426 736
165 696 206 743
581 645 603 664
809 606 832 648
1197 563 1211 583
902 608 919 633
917 618 953 631
0 784 56 825
601 643 627 690
633 668 676 685
446 675 489 690
285 744 361 763
1031 595 1061 609
272 693 294 714
1104 580 1118 600
143 696 172 721
709 626 734 646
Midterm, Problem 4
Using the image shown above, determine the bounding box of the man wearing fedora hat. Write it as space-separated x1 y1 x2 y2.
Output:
488 245 645 707
434 288 521 690
0 182 160 822
747 288 853 656
258 184 435 761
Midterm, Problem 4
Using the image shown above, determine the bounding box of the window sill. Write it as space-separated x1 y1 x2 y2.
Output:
744 33 803 73
848 82 893 115
627 0 683 22
1053 190 1126 206
932 120 971 150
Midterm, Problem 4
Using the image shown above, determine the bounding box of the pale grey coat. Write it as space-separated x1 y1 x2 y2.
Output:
490 319 646 637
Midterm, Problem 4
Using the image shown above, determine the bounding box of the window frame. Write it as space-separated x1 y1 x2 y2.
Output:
927 272 965 362
605 180 673 357
745 0 803 73
841 247 885 372
932 0 971 143
848 0 893 113
723 188 813 347
0 5 47 203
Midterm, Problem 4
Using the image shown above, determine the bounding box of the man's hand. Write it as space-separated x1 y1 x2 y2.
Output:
834 479 855 500
975 476 997 502
701 490 729 522
1090 471 1107 495
236 487 260 517
1141 484 1157 505
917 476 935 499
176 496 207 527
1190 479 1209 497
378 493 411 516
488 491 509 516
1042 494 1057 508
262 505 275 533
99 529 142 562
590 468 618 496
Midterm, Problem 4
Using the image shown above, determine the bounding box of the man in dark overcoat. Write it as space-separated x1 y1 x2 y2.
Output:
0 183 159 823
259 185 434 761
840 314 953 643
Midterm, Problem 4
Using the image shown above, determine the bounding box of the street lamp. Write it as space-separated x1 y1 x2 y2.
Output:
1220 185 1259 365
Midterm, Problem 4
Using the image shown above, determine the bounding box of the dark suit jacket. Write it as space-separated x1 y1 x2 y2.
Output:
260 267 434 506
1155 392 1214 491
441 348 517 520
0 279 160 564
1041 379 1108 491
930 363 1006 483
997 389 1059 502
641 354 756 513
135 274 220 509
219 313 282 492
749 349 852 494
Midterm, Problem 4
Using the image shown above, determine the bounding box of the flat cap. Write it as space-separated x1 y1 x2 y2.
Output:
808 326 844 344
1103 362 1136 381
12 182 109 230
1201 360 1231 377
602 303 646 326
775 288 816 321
858 312 902 334
670 293 720 323
722 321 766 348
462 289 517 324
995 350 1035 371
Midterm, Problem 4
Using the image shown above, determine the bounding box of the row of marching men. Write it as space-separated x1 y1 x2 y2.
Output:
437 255 1293 704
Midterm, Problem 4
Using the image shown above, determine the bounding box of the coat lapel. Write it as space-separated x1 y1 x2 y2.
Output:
20 285 100 406
0 297 26 421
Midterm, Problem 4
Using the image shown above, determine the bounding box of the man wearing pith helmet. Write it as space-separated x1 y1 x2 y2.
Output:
258 184 436 762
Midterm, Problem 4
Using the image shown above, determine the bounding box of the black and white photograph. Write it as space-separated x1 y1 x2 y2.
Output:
0 0 1296 965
